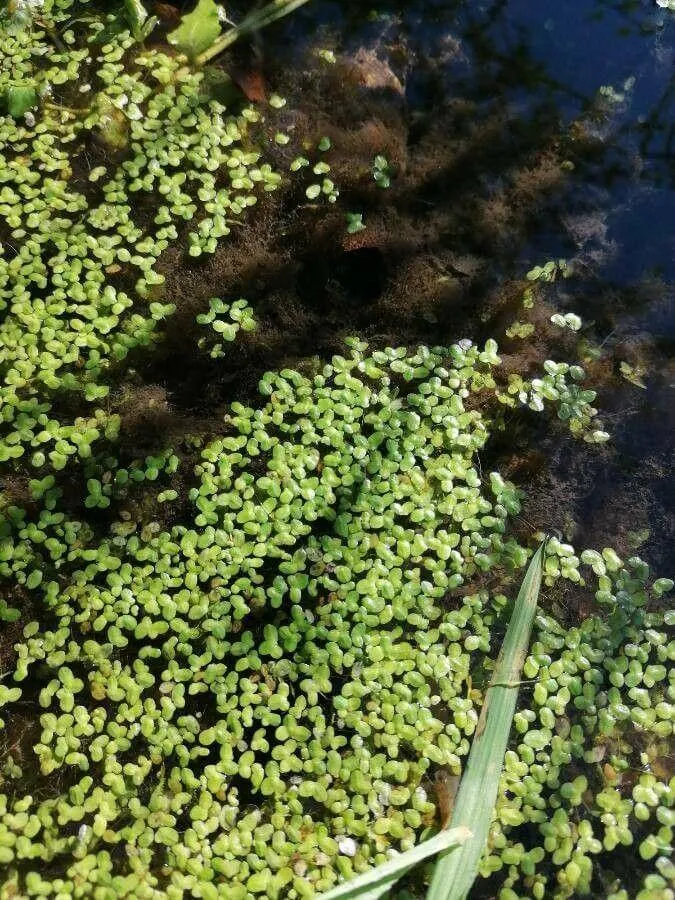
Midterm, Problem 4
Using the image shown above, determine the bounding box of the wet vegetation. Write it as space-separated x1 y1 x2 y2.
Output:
0 1 673 899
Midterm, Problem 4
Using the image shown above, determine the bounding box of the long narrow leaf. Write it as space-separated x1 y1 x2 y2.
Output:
426 542 546 900
196 0 312 65
319 827 472 900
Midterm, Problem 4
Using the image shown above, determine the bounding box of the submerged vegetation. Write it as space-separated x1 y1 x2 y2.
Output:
0 1 673 899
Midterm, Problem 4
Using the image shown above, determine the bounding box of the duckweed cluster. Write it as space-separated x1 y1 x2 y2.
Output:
0 337 672 899
0 4 672 900
196 299 258 358
0 0 279 471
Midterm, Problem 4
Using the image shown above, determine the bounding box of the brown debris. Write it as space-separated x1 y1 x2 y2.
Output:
338 48 405 95
231 67 268 103
153 2 182 27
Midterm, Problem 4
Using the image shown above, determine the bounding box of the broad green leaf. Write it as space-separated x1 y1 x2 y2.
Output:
318 827 471 900
427 542 545 900
124 0 147 38
0 601 20 624
6 85 36 118
168 0 222 60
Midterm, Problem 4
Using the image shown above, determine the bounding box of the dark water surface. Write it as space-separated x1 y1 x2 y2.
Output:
247 0 674 576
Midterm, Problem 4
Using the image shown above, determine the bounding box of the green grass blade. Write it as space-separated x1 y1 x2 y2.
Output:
196 0 312 65
426 541 546 900
318 827 472 900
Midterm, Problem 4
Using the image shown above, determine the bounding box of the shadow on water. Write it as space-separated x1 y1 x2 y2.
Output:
138 0 674 574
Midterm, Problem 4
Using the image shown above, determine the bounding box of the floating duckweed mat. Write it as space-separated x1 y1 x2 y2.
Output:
0 338 673 899
0 0 280 472
0 3 673 900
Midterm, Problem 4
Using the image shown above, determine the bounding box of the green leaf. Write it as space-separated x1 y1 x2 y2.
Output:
426 542 545 900
26 570 43 590
6 85 36 118
168 0 222 60
318 827 471 900
0 601 20 624
124 0 148 39
84 383 110 402
346 212 365 234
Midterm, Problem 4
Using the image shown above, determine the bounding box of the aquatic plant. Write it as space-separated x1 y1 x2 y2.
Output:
0 0 283 475
0 337 672 898
372 155 392 189
305 159 339 204
498 359 610 444
0 5 672 900
168 0 313 65
550 313 582 332
320 827 472 900
620 361 647 390
428 545 545 900
345 212 366 234
123 0 158 43
196 298 258 357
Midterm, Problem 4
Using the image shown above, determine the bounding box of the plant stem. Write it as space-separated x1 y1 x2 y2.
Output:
195 0 312 66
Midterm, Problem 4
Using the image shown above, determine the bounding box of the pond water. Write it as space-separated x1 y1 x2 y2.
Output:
238 0 674 576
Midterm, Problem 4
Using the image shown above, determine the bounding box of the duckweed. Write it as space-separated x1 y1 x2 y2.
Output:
0 4 672 900
0 336 672 898
0 0 280 472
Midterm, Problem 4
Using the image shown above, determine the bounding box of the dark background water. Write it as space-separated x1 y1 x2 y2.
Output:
247 0 674 577
158 1 674 578
286 0 675 280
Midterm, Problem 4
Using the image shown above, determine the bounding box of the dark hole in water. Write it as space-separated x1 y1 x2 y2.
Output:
335 246 388 301
297 245 388 307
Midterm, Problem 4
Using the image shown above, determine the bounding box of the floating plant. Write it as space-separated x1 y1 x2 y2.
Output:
0 4 672 900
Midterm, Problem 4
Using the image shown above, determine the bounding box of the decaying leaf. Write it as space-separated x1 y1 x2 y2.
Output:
92 96 129 151
153 2 182 27
230 66 267 102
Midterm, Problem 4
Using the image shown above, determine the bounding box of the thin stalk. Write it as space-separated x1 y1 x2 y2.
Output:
318 826 472 900
426 541 546 900
196 0 312 66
